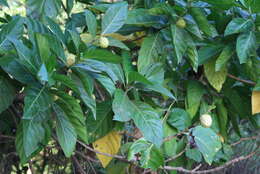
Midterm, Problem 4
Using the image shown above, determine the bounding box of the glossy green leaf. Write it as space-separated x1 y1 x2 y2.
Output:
55 91 88 143
224 18 254 36
215 45 233 71
107 37 129 50
190 7 218 37
102 2 128 34
23 86 51 120
0 76 15 114
53 103 77 157
84 10 97 36
192 126 222 164
112 89 163 146
185 148 202 162
186 81 205 118
236 31 256 64
167 108 191 131
204 58 227 92
137 34 162 75
216 99 228 140
83 49 122 63
87 101 114 143
128 139 164 170
128 71 153 85
171 25 188 63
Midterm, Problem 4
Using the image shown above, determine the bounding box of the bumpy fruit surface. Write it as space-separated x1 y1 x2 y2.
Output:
200 114 212 128
66 53 75 66
81 33 93 43
99 36 109 48
176 18 186 28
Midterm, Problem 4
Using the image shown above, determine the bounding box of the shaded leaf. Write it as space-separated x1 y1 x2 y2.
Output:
167 108 191 131
0 76 15 114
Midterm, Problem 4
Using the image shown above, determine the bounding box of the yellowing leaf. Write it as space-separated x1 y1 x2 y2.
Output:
93 131 122 167
252 91 260 115
204 59 227 92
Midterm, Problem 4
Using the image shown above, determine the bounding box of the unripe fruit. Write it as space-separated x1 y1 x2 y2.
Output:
81 33 93 43
176 18 186 28
218 134 225 143
53 95 59 101
99 36 109 48
66 53 75 67
200 114 212 128
132 61 137 66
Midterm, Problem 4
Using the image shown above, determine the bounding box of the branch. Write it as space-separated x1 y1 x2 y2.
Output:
231 136 259 146
165 148 187 163
163 148 259 174
72 156 87 174
163 130 187 142
75 151 99 163
77 140 130 163
0 134 15 140
227 74 256 86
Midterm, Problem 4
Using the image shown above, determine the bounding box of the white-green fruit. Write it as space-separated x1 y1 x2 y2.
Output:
200 114 212 128
99 36 109 48
66 53 75 66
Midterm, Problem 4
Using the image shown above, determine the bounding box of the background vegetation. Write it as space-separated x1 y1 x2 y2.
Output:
0 0 259 173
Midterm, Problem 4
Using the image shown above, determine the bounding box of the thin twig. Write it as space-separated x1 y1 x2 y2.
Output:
163 130 187 142
227 74 256 85
192 164 202 172
0 134 15 140
77 140 130 163
231 136 259 146
165 147 187 163
75 151 99 163
163 148 259 173
72 156 87 174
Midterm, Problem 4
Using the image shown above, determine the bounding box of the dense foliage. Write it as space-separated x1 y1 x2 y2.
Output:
0 0 260 173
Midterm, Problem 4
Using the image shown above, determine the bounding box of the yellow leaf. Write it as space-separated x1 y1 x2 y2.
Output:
204 59 227 92
252 91 260 115
93 131 122 167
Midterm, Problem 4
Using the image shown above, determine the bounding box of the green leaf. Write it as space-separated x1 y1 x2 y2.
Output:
224 18 254 36
215 45 233 71
163 122 177 157
52 73 79 93
185 148 202 162
113 89 133 122
22 86 51 157
236 31 256 64
23 86 51 120
145 83 175 99
198 44 223 65
16 123 50 164
37 64 48 83
53 103 77 157
95 74 116 96
204 58 227 92
186 81 205 118
167 108 191 131
128 71 153 85
187 45 199 72
66 0 74 14
216 99 228 140
83 49 122 63
71 73 96 119
126 9 164 26
192 126 222 164
55 91 88 143
190 7 218 37
26 0 62 18
84 10 97 36
112 89 163 146
171 25 188 63
87 101 114 143
199 0 235 10
1 58 36 84
137 34 162 75
128 139 164 170
107 37 129 50
0 0 8 6
0 76 15 114
102 2 128 34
